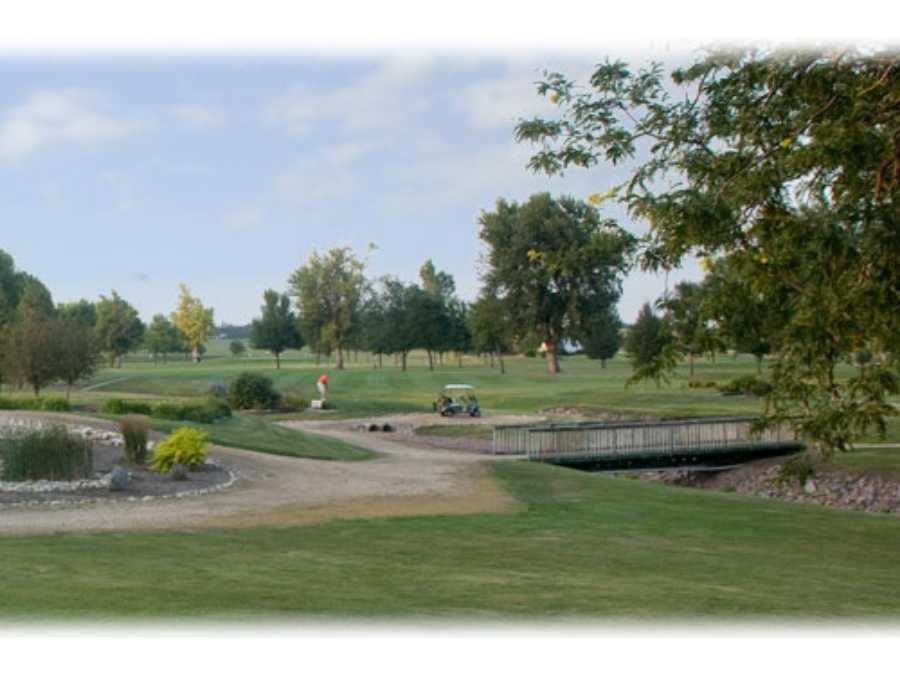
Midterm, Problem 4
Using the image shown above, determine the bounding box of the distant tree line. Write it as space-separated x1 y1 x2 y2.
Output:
0 251 215 396
253 192 636 374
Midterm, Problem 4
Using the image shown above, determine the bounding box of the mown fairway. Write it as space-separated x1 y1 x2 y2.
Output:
3 344 900 624
76 341 791 420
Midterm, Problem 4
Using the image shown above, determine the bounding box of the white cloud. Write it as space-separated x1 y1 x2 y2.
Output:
221 206 267 232
273 156 360 203
0 88 145 160
263 52 435 137
168 103 219 127
101 170 139 212
322 140 375 167
262 83 316 136
460 74 550 130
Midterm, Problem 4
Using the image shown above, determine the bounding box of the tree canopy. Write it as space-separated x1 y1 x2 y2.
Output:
288 246 369 370
250 289 304 369
478 191 634 373
515 45 900 455
95 291 145 368
171 283 215 362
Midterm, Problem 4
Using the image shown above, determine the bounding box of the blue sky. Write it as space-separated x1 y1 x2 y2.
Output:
0 4 870 327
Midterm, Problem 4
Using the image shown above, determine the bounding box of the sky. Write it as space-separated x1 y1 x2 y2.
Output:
0 3 880 328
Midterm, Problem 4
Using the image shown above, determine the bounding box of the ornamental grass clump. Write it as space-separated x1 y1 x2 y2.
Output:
120 415 150 465
150 427 209 475
0 424 93 481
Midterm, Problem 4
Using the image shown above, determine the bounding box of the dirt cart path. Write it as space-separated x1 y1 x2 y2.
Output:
0 413 525 537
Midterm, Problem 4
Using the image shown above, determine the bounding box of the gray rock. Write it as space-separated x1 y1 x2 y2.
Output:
108 465 131 491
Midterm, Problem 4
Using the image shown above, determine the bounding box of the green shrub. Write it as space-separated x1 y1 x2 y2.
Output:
150 398 231 424
0 397 73 412
101 399 153 415
149 401 182 420
0 424 93 481
200 397 232 421
37 396 72 412
120 415 150 464
101 398 128 414
150 427 209 474
278 390 309 412
228 372 276 410
777 454 817 486
719 375 772 398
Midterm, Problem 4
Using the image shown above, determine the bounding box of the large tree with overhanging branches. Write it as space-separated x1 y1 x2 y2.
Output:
515 44 900 457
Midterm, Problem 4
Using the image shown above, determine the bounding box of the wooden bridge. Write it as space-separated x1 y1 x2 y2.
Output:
491 416 805 471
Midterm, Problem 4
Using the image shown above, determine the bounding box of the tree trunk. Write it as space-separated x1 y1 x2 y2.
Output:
545 344 561 373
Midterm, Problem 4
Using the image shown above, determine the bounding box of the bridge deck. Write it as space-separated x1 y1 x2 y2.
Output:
492 416 804 470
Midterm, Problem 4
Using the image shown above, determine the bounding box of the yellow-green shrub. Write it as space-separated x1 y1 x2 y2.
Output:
150 427 209 474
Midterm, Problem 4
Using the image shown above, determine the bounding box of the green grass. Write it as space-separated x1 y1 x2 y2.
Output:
72 344 785 419
3 343 900 624
2 461 900 623
146 414 372 461
414 424 495 441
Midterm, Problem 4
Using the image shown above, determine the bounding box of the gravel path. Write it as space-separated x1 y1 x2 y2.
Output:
0 412 528 537
4 411 897 538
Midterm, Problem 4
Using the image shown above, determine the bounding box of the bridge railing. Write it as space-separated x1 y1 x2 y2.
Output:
492 416 799 463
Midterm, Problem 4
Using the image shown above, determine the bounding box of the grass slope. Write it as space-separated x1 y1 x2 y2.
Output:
2 461 900 623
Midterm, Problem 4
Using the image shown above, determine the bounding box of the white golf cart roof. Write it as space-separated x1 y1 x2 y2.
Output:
442 384 475 390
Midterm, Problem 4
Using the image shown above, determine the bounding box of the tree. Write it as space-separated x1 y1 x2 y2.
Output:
249 289 304 369
371 277 419 371
95 291 145 368
0 256 66 392
659 281 721 379
579 305 623 368
624 303 676 388
288 246 369 370
55 300 103 396
1 314 58 395
407 285 450 371
515 46 900 458
698 258 782 373
57 299 98 328
0 252 31 387
417 261 463 369
143 314 182 364
171 283 214 363
357 284 392 367
445 298 474 368
1 282 58 395
0 249 24 328
478 192 634 373
468 293 514 374
15 274 55 318
54 316 102 398
419 259 456 297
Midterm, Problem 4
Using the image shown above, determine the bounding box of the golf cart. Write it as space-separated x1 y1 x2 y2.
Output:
434 384 481 417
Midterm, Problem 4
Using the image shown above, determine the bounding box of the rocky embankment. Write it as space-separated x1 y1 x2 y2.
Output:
643 454 900 515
